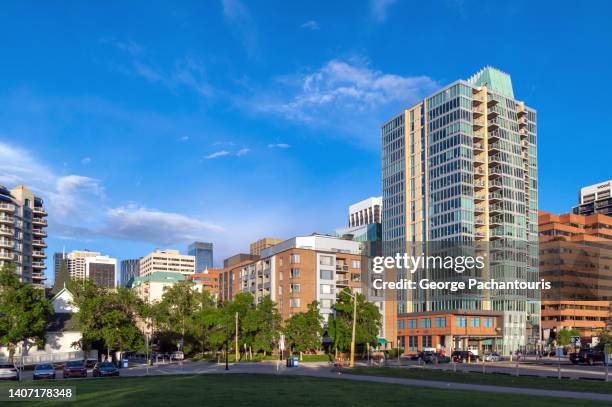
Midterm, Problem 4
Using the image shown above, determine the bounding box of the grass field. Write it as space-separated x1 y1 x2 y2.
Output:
349 367 612 394
0 374 609 407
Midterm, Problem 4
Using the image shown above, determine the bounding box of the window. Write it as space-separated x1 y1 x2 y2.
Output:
408 336 418 351
320 255 333 266
407 319 417 329
351 260 361 268
290 268 300 278
470 317 481 328
435 317 446 328
320 299 332 308
320 284 332 294
320 269 333 280
422 335 432 348
351 273 361 282
290 254 300 264
290 284 300 293
484 317 494 328
456 317 467 328
398 320 405 329
279 271 283 281
420 318 431 328
290 298 300 308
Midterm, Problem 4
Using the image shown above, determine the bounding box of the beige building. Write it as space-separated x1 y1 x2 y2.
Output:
0 185 48 288
65 250 117 288
139 249 195 277
250 237 284 256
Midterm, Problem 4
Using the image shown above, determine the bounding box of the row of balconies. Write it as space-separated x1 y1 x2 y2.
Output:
0 238 13 248
0 203 14 212
32 218 47 227
0 215 14 224
33 207 48 216
0 250 14 260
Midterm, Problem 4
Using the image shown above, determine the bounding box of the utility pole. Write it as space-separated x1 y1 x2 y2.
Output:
350 293 357 368
235 312 239 362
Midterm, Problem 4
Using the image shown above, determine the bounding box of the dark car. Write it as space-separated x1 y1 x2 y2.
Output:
63 360 87 378
33 363 56 380
451 351 478 363
85 358 98 369
570 348 605 365
92 362 120 377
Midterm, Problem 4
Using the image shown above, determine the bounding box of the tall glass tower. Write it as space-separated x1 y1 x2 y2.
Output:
188 241 213 272
381 67 539 354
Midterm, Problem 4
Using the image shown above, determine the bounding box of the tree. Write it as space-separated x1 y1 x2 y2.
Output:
284 301 323 354
556 328 581 346
0 264 53 358
153 280 199 352
242 296 281 356
69 279 144 360
327 288 381 352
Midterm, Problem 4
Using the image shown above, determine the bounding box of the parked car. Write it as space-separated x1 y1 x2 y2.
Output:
451 351 478 363
0 363 19 381
482 353 502 362
171 351 184 360
63 360 87 378
93 362 120 377
33 363 56 380
85 358 98 369
570 348 605 365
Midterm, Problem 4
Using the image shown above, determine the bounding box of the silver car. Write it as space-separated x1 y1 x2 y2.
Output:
0 363 19 380
33 363 56 380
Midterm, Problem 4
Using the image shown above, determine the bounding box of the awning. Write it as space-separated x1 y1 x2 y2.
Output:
377 338 387 344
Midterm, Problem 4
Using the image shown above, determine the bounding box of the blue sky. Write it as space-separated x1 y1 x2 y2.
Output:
0 1 610 283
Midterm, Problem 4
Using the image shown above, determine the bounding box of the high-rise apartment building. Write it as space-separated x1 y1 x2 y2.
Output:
348 197 382 227
382 67 539 355
139 249 195 277
65 250 117 288
539 211 612 339
187 242 213 272
120 259 140 287
250 238 284 257
573 180 612 217
0 185 48 288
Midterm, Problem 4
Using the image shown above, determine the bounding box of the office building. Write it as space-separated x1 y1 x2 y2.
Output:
0 185 48 288
187 267 221 297
139 249 195 277
573 180 612 217
539 211 612 339
250 237 284 256
120 259 140 287
187 241 213 272
349 197 382 227
382 67 539 355
65 250 117 288
132 272 186 303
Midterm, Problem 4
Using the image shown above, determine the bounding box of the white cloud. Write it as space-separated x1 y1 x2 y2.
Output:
81 156 91 165
221 0 259 58
300 20 320 30
103 205 223 245
205 150 230 159
236 148 250 157
268 143 290 149
370 0 397 22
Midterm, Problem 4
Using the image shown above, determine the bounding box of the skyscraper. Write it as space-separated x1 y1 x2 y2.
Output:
65 250 117 288
0 185 48 288
187 241 213 272
382 67 539 355
573 180 612 216
120 259 140 287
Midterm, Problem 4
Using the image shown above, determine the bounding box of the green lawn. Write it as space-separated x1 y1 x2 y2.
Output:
349 367 612 394
0 374 608 407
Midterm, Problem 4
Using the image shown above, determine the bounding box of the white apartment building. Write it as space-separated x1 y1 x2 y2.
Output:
0 185 48 288
348 197 382 227
66 250 117 288
139 249 195 277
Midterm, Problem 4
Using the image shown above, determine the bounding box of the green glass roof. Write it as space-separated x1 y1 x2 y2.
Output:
467 66 514 98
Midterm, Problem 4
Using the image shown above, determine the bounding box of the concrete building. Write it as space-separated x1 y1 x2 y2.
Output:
573 180 612 217
349 197 382 228
0 185 48 288
250 237 284 256
539 211 612 339
132 271 186 303
187 267 221 297
187 241 213 272
382 67 539 355
139 249 195 277
120 259 140 287
65 250 117 288
223 253 259 269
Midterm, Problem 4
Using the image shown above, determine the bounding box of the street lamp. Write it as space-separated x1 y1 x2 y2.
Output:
225 320 229 371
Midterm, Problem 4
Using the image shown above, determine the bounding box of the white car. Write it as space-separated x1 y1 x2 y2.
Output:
483 353 502 362
171 351 184 360
0 363 19 380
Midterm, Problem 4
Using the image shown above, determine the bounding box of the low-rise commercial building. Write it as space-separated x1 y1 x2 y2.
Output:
132 271 186 303
188 267 221 297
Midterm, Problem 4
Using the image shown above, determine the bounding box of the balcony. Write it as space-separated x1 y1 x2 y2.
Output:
474 168 485 178
490 215 504 227
0 239 13 249
474 194 486 202
489 180 503 191
489 192 503 203
474 205 486 214
0 215 14 225
336 279 349 287
336 264 349 273
474 142 484 151
32 239 47 248
490 203 504 214
474 180 485 190
32 250 46 259
473 119 485 129
0 203 14 212
473 106 485 116
32 218 47 227
32 261 46 269
33 229 47 238
472 94 485 104
518 117 528 127
33 207 48 217
475 216 486 226
488 166 503 179
489 153 503 165
0 250 13 261
519 128 528 138
487 118 500 130
487 97 499 107
0 227 12 237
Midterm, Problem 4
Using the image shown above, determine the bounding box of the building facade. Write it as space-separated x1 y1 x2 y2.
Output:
120 259 140 287
187 241 213 272
187 268 221 297
349 197 382 228
250 238 284 256
132 271 186 303
539 211 612 339
573 180 612 217
139 249 195 277
0 185 48 288
381 67 539 355
65 250 117 288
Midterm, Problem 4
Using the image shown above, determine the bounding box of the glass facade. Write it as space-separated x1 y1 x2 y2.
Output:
188 241 213 272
